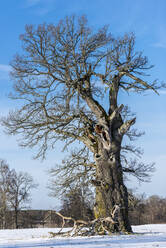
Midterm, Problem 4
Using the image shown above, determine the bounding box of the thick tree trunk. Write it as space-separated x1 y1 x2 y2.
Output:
91 101 135 233
94 148 132 233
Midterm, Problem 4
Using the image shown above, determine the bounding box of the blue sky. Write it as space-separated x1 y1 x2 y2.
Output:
0 0 166 209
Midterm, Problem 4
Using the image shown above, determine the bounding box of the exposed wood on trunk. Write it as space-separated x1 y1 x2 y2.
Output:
119 118 136 136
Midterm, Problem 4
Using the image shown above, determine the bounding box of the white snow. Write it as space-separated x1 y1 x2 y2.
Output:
0 224 166 247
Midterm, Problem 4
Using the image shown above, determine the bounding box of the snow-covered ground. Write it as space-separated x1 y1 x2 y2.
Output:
0 224 166 247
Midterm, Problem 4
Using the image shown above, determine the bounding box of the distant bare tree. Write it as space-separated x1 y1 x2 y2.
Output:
7 171 38 229
60 186 94 223
144 195 166 224
0 159 14 229
128 193 166 225
128 190 146 225
2 15 164 233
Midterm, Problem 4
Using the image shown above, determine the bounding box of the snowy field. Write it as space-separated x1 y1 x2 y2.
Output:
0 224 166 248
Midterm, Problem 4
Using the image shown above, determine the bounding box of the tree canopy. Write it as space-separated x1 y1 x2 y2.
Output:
2 16 162 158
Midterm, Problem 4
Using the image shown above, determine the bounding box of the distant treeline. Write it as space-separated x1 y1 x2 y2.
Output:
129 194 166 225
0 210 62 229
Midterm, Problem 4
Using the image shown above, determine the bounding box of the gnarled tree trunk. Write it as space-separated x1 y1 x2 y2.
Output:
92 105 135 233
94 150 131 233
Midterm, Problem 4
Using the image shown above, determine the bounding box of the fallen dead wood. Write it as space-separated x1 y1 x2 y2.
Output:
49 205 120 237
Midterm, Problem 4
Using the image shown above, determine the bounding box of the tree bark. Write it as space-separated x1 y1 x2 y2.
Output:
94 150 132 233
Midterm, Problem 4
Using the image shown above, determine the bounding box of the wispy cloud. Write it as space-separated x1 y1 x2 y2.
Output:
0 64 11 72
23 0 55 15
153 42 166 49
152 26 166 48
34 7 50 16
0 64 11 80
25 0 41 8
158 89 166 95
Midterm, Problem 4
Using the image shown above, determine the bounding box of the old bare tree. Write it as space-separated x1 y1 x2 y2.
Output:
0 160 37 229
8 171 38 229
2 16 163 233
0 159 13 229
